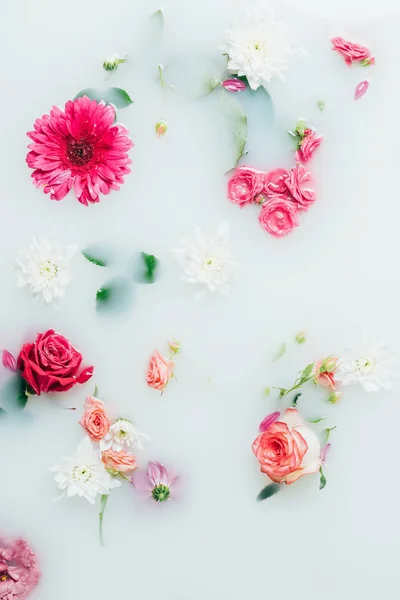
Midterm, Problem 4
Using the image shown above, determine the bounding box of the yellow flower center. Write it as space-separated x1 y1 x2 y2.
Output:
39 260 59 280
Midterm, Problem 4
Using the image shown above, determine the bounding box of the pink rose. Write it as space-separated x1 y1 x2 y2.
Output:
285 164 316 209
295 130 323 163
146 350 174 391
264 168 289 197
79 395 111 441
331 36 375 66
313 356 339 390
227 167 265 208
252 407 322 485
258 197 298 237
102 449 137 474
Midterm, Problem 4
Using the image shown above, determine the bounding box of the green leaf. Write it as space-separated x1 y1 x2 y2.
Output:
149 9 164 39
295 119 307 137
257 483 280 501
93 386 99 397
291 392 301 407
272 343 286 362
323 426 337 443
224 93 247 171
264 387 271 398
96 277 133 313
319 467 327 490
74 87 134 109
301 362 315 381
82 243 115 267
307 416 327 424
0 374 28 412
140 252 159 284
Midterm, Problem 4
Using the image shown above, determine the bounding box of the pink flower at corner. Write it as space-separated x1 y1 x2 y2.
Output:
331 36 375 66
26 96 134 206
227 166 265 208
252 407 322 485
0 537 40 599
313 356 339 390
222 78 247 92
285 164 316 209
132 461 179 502
79 395 111 441
102 449 137 474
264 168 289 197
258 196 298 237
295 129 323 164
146 350 174 392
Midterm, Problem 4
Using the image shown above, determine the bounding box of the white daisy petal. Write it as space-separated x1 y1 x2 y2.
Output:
337 340 395 393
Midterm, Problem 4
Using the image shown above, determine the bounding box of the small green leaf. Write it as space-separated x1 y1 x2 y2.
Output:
301 362 315 381
257 483 280 501
141 252 159 284
96 277 133 313
93 386 99 397
1 374 28 412
291 392 301 407
149 9 164 39
317 100 325 112
264 387 271 398
295 119 307 137
82 243 115 267
307 416 327 424
323 426 337 443
74 87 134 109
319 467 327 490
273 343 286 362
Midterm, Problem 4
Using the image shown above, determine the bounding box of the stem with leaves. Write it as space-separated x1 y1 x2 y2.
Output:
275 362 315 399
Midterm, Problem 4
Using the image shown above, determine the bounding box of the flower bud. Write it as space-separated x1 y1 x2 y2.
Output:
221 78 247 92
295 330 307 344
168 339 181 355
103 54 128 72
155 120 168 138
328 391 343 404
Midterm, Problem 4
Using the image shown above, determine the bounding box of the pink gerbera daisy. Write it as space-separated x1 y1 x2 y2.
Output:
131 461 179 503
26 96 133 206
0 537 40 599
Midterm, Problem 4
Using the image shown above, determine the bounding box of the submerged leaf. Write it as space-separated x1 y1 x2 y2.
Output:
0 374 28 412
96 277 133 313
257 483 280 501
149 9 164 40
319 467 327 490
317 100 325 112
272 343 286 362
224 93 248 171
301 362 315 380
82 244 115 267
134 252 159 284
74 87 134 109
264 387 271 398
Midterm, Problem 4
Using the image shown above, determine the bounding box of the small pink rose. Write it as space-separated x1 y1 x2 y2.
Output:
222 78 247 92
313 356 339 390
258 197 299 237
79 395 111 441
146 350 174 391
264 168 290 197
331 36 375 66
285 164 316 210
295 130 323 163
227 166 265 208
102 449 137 474
2 350 17 371
354 80 369 101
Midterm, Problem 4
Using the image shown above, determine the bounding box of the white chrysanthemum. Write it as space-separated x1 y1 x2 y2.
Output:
171 223 237 295
16 237 76 304
51 438 121 505
100 419 150 452
337 341 395 392
220 6 295 91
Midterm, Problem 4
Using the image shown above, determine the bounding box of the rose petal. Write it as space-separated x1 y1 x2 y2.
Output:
259 411 280 432
354 80 369 101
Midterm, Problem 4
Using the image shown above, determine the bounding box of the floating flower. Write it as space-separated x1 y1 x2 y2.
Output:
313 356 339 390
221 78 247 92
264 168 289 197
16 329 93 395
294 129 323 164
0 538 40 599
258 196 298 237
155 120 168 138
337 340 395 392
331 36 375 66
146 351 174 392
168 339 181 355
2 350 16 372
220 6 295 90
101 449 137 474
132 461 179 502
285 164 316 209
354 80 369 101
295 330 307 344
100 418 149 452
79 395 111 441
51 437 121 504
103 53 128 72
26 96 133 206
227 166 264 208
252 407 322 485
15 238 76 304
171 223 237 295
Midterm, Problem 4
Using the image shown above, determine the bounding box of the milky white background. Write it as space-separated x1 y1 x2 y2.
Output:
0 0 399 598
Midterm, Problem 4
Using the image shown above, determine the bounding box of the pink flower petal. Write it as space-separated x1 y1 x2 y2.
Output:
2 350 17 371
259 411 280 432
222 78 247 92
354 80 369 100
321 443 331 463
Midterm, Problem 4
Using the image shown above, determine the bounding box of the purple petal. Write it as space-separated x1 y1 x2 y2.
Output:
131 471 153 496
259 411 280 432
354 80 369 101
222 78 247 92
147 461 162 486
321 443 331 464
2 350 17 372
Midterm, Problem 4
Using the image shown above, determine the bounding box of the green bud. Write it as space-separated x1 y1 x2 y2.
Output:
295 330 307 344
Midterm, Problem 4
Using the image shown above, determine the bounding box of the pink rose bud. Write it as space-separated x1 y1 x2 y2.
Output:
354 80 369 101
168 339 181 354
222 78 247 92
155 120 168 138
2 350 17 371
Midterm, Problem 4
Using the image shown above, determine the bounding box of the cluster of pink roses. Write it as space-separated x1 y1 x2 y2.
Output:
146 340 180 392
227 163 317 237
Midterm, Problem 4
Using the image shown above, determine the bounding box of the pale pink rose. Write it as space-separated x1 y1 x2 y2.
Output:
79 395 111 441
264 168 290 197
313 356 339 390
146 351 174 391
295 130 323 163
258 197 299 237
331 36 375 66
252 407 322 485
222 78 247 92
227 167 265 208
285 164 316 209
102 449 137 474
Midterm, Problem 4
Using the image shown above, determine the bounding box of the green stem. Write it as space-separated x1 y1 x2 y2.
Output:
279 376 313 398
158 64 165 88
99 494 108 546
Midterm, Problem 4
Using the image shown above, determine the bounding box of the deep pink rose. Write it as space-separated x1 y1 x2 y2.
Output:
227 167 265 208
0 538 40 599
258 197 298 237
331 36 375 66
295 130 323 163
285 164 316 209
264 168 290 197
17 329 93 395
